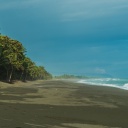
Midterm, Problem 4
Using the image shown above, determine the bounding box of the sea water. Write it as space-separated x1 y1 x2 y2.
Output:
77 78 128 90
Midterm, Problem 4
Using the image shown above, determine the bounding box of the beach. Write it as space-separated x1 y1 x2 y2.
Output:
0 80 128 128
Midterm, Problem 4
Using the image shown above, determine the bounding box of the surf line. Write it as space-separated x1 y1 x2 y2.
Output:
25 123 44 127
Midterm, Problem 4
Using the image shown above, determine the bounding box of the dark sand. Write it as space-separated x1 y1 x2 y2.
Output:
0 80 128 128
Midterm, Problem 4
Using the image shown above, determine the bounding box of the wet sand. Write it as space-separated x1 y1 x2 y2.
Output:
0 80 128 128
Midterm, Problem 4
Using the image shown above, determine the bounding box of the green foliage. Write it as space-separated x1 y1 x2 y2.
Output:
54 74 88 79
0 35 52 82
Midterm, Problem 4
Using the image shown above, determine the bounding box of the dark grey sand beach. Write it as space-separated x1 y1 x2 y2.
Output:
0 80 128 128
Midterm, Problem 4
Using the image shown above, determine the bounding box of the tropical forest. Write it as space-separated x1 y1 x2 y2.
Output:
0 35 52 83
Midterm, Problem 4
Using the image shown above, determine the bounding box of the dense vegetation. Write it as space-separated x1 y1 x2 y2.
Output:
0 35 52 83
54 74 89 79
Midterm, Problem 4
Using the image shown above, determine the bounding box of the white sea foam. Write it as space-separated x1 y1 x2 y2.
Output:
122 83 128 90
77 78 128 91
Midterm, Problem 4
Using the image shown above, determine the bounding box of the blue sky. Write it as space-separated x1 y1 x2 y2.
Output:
0 0 128 78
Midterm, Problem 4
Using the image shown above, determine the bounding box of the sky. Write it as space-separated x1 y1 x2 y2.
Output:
0 0 128 78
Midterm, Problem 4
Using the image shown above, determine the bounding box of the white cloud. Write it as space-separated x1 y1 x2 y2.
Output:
95 68 106 74
1 0 128 22
0 0 42 10
59 0 128 22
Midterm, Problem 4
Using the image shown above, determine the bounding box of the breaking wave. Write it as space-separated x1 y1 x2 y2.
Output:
77 78 128 90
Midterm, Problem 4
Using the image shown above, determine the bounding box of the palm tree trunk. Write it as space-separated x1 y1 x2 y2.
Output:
7 66 13 83
23 71 27 82
20 71 24 80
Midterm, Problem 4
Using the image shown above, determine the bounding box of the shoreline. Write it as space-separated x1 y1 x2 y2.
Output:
0 80 128 128
1 78 128 91
58 78 128 91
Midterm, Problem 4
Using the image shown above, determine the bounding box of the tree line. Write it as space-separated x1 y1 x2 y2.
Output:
0 35 52 83
54 74 89 79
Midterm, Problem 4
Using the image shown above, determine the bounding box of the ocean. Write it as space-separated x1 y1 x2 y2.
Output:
77 78 128 90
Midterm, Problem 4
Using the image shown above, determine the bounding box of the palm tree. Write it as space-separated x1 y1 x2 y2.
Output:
0 35 25 82
0 35 52 82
